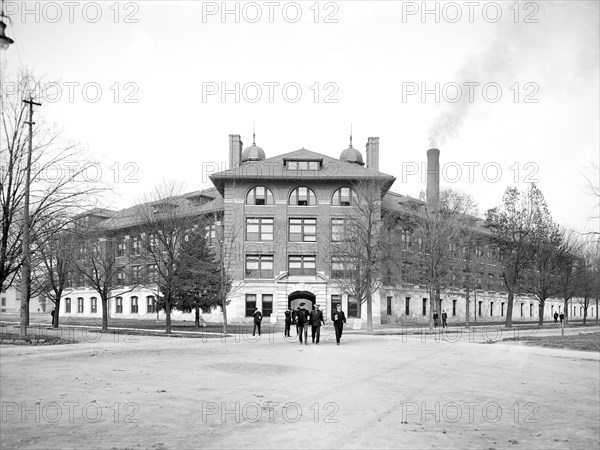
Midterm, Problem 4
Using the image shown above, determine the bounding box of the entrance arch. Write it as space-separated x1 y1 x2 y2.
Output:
288 291 316 311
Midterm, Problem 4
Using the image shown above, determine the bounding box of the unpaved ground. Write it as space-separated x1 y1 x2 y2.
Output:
1 328 599 449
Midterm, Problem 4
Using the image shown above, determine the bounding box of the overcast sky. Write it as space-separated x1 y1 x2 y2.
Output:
2 1 599 233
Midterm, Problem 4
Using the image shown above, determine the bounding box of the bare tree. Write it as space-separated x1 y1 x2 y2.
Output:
330 179 390 332
485 185 555 327
575 240 600 325
74 226 137 331
399 188 478 329
555 229 582 326
1 71 103 335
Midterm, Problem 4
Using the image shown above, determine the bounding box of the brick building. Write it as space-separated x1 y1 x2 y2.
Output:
58 135 595 325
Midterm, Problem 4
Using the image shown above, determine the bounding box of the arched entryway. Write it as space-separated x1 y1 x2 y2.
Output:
288 291 316 311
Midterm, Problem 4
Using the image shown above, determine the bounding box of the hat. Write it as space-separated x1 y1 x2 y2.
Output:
315 304 320 307
299 302 306 306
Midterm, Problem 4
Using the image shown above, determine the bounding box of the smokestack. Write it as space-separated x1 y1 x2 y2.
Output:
426 148 440 206
229 134 243 169
366 137 379 171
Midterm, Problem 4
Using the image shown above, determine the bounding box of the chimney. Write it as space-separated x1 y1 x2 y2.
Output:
366 137 379 171
426 148 440 206
229 134 243 169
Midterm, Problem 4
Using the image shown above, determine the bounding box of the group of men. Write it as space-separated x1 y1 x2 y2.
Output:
433 310 448 328
252 302 347 345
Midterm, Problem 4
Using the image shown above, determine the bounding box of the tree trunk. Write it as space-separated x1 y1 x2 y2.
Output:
195 306 200 328
538 300 545 326
222 294 228 335
465 288 470 329
20 286 28 337
366 288 373 333
563 298 569 326
505 291 514 328
165 296 172 334
53 298 61 328
583 298 588 325
596 298 599 324
101 297 109 331
429 289 436 329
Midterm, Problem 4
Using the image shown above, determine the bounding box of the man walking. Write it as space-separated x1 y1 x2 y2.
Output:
252 308 263 336
310 304 325 344
433 311 439 328
560 312 565 324
554 311 559 323
332 304 347 345
441 310 448 328
284 307 292 337
296 302 310 345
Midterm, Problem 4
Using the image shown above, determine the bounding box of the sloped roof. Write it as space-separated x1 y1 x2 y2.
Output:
93 189 223 231
210 148 395 194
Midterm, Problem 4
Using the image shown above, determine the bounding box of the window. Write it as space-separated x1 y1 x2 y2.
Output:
331 187 356 206
287 160 320 170
331 218 348 242
288 255 316 276
91 297 97 313
488 273 495 290
77 298 84 313
245 294 257 317
131 235 141 255
131 296 139 313
289 218 317 242
205 221 223 246
551 305 554 316
405 297 411 316
246 186 274 205
348 296 359 318
530 303 533 317
245 255 274 279
65 298 71 313
501 302 505 317
116 268 125 286
387 296 392 315
289 187 317 206
262 294 273 317
331 294 342 310
147 296 156 313
520 303 524 317
246 217 274 241
131 265 141 284
116 237 126 257
147 233 159 252
490 302 494 317
1 297 5 306
331 256 358 279
147 264 158 283
478 301 482 317
116 297 123 314
452 299 457 317
422 298 427 316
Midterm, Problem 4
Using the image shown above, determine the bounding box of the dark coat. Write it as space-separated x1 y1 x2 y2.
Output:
284 310 292 324
332 310 346 326
253 311 263 323
441 312 448 320
310 309 325 327
296 308 310 325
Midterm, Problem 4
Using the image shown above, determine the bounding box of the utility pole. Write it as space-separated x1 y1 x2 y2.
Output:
20 96 41 337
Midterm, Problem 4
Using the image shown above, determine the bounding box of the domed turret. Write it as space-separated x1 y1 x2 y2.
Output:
241 133 265 163
339 134 364 165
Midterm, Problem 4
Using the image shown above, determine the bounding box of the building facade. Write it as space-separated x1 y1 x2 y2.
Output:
56 135 597 326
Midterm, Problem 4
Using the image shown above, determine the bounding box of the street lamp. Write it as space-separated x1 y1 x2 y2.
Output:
0 0 14 50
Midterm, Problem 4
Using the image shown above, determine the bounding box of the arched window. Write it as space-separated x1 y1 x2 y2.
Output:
246 186 274 205
289 187 317 206
331 187 356 206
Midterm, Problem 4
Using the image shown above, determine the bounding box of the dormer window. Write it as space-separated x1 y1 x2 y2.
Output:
246 186 274 205
285 159 322 171
153 202 178 214
289 187 317 206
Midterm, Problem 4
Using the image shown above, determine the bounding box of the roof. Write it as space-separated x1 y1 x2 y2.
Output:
210 148 396 194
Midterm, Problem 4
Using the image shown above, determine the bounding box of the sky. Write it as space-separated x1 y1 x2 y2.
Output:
1 0 599 234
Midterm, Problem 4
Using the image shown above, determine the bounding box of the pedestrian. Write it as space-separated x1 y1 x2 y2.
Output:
296 303 310 345
252 308 263 336
332 304 347 345
441 310 448 328
310 304 325 344
284 307 292 337
560 312 565 324
50 309 55 325
292 307 300 336
554 311 559 323
433 311 439 328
